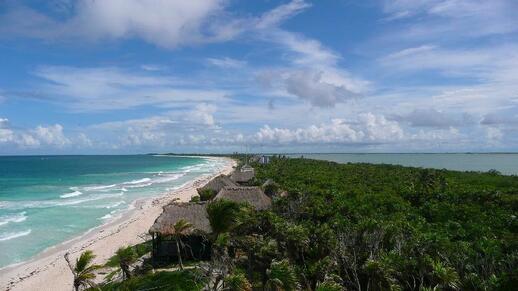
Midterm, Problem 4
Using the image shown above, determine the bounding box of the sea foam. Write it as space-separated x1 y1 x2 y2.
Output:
123 178 151 185
0 212 27 226
0 229 32 241
60 190 83 198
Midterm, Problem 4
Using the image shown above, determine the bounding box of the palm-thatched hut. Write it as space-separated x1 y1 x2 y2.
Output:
149 202 212 261
230 167 255 184
197 174 236 194
215 186 272 210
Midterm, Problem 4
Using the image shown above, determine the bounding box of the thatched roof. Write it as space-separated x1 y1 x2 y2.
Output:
230 169 255 183
198 174 236 193
241 164 254 172
215 186 271 210
149 202 211 235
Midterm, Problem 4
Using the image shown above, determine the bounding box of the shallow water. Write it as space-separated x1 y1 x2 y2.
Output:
0 155 226 268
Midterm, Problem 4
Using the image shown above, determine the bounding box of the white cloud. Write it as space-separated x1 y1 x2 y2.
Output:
31 66 229 111
0 0 311 49
253 29 368 108
380 45 498 75
284 70 358 107
0 118 15 143
381 0 518 41
253 113 403 145
394 108 473 128
206 57 246 68
32 124 70 147
254 0 310 29
0 118 74 150
189 103 217 127
0 0 227 48
140 64 166 72
485 127 503 141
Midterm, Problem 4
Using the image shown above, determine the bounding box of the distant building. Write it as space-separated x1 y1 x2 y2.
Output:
259 155 270 164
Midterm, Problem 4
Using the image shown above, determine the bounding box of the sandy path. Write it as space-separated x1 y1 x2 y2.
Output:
0 157 235 291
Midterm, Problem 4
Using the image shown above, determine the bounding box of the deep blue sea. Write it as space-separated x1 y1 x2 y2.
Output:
0 155 227 268
290 153 518 175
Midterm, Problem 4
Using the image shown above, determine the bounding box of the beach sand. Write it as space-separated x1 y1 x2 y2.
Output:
0 157 236 291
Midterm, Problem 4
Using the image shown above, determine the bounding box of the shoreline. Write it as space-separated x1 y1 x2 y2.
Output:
0 156 236 291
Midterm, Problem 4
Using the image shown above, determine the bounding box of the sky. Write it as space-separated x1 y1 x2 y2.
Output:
1 0 518 154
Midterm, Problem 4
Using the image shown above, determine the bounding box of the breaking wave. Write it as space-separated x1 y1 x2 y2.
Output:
0 229 32 241
0 212 27 226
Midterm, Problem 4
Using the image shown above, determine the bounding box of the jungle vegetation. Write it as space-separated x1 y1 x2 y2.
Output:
85 156 516 290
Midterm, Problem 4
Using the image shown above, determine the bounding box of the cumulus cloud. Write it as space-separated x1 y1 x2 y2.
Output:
0 118 74 150
0 118 15 143
189 103 217 127
254 29 368 108
253 113 403 145
88 105 222 149
32 124 70 147
284 70 358 107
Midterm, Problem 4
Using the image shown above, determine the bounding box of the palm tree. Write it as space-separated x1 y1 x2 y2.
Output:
224 271 252 291
114 246 137 280
165 218 193 270
266 259 300 291
64 250 102 291
206 199 244 290
431 260 461 290
206 199 243 235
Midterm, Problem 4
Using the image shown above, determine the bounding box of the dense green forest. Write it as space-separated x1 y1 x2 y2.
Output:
89 157 516 290
246 157 517 290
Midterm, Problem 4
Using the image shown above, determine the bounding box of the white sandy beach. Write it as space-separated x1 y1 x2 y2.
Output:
0 157 236 291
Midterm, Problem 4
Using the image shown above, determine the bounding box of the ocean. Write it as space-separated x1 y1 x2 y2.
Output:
0 155 227 268
291 153 518 175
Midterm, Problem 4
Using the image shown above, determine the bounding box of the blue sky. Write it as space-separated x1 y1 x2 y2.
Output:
1 0 518 154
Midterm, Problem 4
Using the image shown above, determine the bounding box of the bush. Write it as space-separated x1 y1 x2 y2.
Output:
198 189 217 201
263 182 280 197
98 270 203 291
224 270 252 291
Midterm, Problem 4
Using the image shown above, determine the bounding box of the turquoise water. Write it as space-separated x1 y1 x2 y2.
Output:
292 153 518 175
0 155 226 268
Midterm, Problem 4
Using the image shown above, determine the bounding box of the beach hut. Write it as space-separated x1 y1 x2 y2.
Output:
215 186 272 210
241 164 254 172
149 202 212 261
230 167 255 184
197 174 236 194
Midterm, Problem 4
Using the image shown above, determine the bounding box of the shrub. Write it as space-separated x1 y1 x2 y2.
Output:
198 189 217 201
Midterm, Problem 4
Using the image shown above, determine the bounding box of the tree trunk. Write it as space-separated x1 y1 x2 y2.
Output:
247 250 254 282
122 264 131 280
176 238 184 270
